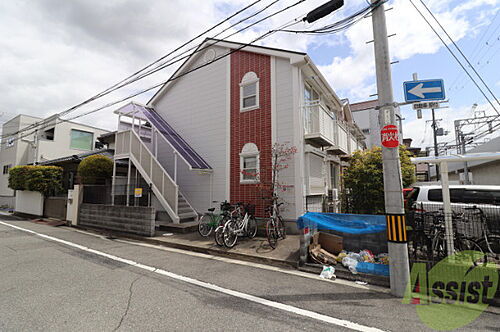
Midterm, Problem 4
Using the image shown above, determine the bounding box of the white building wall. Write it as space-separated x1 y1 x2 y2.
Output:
0 115 41 198
152 46 229 213
352 106 402 148
274 57 298 220
31 121 109 164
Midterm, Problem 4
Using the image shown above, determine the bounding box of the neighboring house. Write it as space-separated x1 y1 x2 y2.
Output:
446 136 500 185
350 99 403 148
112 39 366 224
0 114 110 207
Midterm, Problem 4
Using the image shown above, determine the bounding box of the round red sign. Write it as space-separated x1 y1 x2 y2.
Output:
380 125 399 148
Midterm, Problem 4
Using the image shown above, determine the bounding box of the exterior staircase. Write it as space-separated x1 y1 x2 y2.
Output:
114 129 197 223
113 103 212 225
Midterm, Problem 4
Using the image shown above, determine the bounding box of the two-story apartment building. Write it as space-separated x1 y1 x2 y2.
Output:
112 39 365 224
0 114 110 207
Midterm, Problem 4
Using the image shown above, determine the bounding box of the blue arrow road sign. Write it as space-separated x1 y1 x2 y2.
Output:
403 79 445 102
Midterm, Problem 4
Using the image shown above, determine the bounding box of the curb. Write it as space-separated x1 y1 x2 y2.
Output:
74 225 298 269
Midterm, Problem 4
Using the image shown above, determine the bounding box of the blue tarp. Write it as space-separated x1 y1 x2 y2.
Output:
356 262 390 276
297 212 386 235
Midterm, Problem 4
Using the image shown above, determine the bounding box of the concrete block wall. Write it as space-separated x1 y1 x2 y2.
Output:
79 204 155 237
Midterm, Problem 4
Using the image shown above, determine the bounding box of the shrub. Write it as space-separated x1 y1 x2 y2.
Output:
77 155 113 184
341 145 416 214
8 165 63 196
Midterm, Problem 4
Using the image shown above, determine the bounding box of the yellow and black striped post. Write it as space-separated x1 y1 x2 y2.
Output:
386 214 407 243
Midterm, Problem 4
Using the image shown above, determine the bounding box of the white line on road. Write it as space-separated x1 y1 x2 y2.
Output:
69 227 389 293
0 221 387 332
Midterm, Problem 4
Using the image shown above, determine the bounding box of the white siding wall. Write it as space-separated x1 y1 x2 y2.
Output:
274 57 298 220
0 115 41 198
152 46 229 213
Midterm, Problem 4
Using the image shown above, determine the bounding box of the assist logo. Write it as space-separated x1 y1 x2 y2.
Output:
403 251 498 330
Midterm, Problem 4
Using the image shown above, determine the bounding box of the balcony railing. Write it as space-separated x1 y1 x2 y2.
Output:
304 103 335 147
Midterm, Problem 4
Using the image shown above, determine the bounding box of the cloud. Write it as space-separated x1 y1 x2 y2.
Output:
316 0 498 102
0 0 498 138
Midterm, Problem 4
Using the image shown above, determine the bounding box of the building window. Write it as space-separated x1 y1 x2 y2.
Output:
240 143 260 183
70 129 93 150
240 72 259 111
362 128 370 134
3 164 11 175
304 84 319 104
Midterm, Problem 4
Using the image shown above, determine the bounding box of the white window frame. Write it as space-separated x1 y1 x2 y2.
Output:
240 72 260 112
240 143 260 184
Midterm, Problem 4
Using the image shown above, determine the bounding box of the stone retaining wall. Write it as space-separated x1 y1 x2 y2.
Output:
79 204 155 237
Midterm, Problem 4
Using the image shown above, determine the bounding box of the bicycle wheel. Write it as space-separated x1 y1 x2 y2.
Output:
223 220 238 248
246 217 258 238
431 232 447 264
456 238 487 266
277 216 286 240
198 214 213 237
266 219 278 249
214 225 224 247
477 234 500 261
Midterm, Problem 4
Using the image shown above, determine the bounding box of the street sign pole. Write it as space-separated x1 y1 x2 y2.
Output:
371 0 409 297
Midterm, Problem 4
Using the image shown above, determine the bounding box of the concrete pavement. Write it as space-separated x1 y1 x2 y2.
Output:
1 217 499 331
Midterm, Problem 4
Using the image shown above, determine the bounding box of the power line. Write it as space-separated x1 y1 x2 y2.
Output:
417 0 500 108
1 0 267 140
9 1 307 145
408 0 500 116
449 11 499 90
278 1 379 34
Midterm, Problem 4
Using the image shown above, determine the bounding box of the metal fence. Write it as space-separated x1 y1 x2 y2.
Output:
406 202 500 265
82 184 153 207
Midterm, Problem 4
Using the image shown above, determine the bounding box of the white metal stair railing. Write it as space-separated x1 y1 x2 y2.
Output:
115 129 180 223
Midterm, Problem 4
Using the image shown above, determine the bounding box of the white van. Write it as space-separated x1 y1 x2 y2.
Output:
408 185 500 233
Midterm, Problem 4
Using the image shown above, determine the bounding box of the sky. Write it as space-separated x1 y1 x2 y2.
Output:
0 0 499 152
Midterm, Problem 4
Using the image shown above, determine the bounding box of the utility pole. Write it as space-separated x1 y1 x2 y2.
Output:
371 0 410 297
431 107 440 181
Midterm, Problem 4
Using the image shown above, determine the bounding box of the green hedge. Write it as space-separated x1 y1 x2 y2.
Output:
77 155 113 184
8 165 63 196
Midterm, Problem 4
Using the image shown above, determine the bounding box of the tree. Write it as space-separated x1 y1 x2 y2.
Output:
8 165 63 196
77 155 113 184
341 145 416 214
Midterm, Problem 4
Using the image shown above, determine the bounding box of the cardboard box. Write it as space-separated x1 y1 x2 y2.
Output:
312 232 343 255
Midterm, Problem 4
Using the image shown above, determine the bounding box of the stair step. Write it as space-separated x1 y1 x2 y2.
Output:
158 220 199 234
178 212 197 219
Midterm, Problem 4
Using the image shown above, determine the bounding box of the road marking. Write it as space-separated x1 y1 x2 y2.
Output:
0 221 387 332
69 226 389 293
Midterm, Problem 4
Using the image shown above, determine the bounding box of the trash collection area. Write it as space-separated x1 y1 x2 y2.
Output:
297 212 390 280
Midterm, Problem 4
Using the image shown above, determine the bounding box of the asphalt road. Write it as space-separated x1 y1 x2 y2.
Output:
0 217 498 331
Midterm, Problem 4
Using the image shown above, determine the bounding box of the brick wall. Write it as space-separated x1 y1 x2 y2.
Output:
230 50 272 217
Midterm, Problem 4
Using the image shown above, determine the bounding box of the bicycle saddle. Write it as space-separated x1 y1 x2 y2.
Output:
208 207 215 212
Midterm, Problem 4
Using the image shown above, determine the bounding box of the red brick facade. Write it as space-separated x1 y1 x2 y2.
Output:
230 50 272 218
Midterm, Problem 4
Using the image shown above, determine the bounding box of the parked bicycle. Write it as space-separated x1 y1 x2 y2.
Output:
462 206 500 262
222 203 257 248
265 196 286 249
198 201 232 237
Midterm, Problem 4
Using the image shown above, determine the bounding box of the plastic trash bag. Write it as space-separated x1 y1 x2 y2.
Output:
319 265 336 280
342 257 359 274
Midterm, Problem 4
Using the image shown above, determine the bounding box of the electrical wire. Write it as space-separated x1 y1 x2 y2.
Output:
278 1 380 34
408 0 500 116
1 0 267 140
8 1 307 145
417 0 500 108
